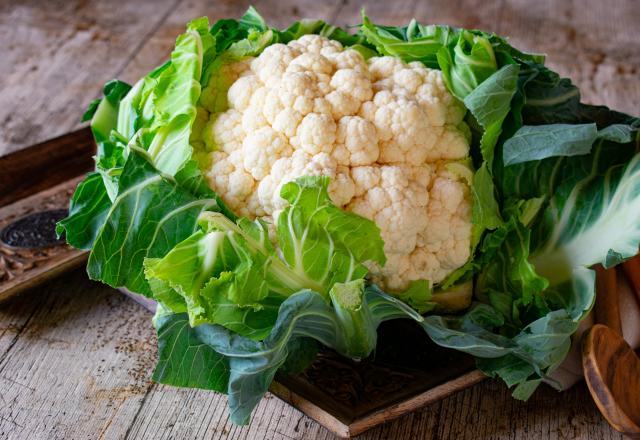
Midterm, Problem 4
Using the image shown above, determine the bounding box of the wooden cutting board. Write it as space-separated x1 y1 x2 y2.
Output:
0 129 484 438
0 129 95 302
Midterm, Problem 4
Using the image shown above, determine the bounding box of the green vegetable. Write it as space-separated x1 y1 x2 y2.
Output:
503 123 633 165
437 31 498 99
55 172 111 250
59 6 640 425
144 176 385 338
276 176 386 293
86 79 131 200
86 149 220 296
153 281 425 424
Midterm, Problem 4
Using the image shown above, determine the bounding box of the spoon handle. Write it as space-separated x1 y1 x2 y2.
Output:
583 324 640 439
622 255 640 305
594 265 622 335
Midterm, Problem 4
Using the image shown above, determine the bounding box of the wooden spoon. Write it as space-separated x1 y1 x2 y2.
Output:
622 255 640 304
594 265 622 335
583 324 640 438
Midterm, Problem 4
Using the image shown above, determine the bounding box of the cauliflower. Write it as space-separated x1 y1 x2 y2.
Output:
200 35 472 290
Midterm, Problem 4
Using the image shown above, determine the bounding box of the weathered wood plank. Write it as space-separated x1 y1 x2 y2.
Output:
336 0 639 116
0 177 87 303
497 0 639 115
0 128 93 208
0 270 156 440
0 0 179 157
119 0 348 86
126 376 625 439
431 379 623 440
0 291 39 365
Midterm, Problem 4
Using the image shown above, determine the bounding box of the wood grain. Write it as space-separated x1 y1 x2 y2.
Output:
622 256 640 304
583 324 640 438
0 127 93 208
0 0 180 157
595 265 622 335
343 370 486 437
0 270 155 439
0 0 639 438
0 177 87 303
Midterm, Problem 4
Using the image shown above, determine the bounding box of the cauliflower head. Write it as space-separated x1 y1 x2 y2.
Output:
198 35 472 291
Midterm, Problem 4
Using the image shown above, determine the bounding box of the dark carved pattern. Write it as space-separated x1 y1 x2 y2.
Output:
276 320 476 420
0 185 75 284
124 288 477 422
301 351 417 408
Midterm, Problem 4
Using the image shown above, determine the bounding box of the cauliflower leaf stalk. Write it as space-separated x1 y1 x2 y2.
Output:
152 280 427 425
143 176 387 340
58 6 640 425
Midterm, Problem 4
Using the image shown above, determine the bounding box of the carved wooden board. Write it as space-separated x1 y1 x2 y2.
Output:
0 177 88 303
269 339 485 437
0 128 96 301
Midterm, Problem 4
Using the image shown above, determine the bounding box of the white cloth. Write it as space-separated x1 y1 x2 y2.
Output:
547 270 640 390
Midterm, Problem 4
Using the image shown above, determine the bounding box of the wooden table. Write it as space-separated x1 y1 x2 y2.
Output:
0 0 637 438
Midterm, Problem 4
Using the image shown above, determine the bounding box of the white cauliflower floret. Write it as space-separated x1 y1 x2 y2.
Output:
325 90 361 119
363 94 435 164
242 127 293 180
423 124 470 162
272 107 303 138
250 44 299 85
331 166 356 207
200 60 250 113
206 151 255 217
348 165 429 289
348 164 471 290
203 110 244 152
288 52 334 75
242 87 269 131
227 75 262 112
327 50 369 72
288 34 342 56
421 164 473 272
257 150 354 216
368 56 405 81
333 116 379 166
293 113 336 154
201 35 472 290
277 72 320 115
331 69 373 102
